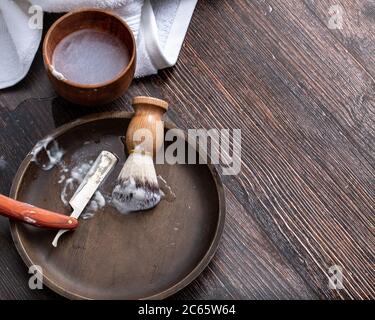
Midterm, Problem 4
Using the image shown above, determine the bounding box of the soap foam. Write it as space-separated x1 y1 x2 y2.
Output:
111 176 160 214
52 29 130 85
31 136 64 171
59 161 107 219
111 175 176 214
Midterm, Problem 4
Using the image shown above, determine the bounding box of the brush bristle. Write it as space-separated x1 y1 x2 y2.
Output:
112 153 161 213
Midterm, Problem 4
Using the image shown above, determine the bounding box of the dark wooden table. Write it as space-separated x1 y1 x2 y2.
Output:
0 0 374 300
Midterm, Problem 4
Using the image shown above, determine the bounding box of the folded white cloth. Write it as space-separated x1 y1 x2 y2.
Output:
0 0 197 89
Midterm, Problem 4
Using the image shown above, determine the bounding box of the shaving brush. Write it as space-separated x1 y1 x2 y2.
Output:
112 96 168 213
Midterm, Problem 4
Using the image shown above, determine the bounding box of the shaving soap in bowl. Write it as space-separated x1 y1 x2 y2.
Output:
52 29 130 85
43 9 136 106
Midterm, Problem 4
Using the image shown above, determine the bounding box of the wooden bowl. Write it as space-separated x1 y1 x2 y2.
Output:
43 9 136 106
9 112 226 300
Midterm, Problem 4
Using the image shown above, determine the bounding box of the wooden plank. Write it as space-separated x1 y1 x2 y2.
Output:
176 188 317 299
304 0 375 77
151 0 374 299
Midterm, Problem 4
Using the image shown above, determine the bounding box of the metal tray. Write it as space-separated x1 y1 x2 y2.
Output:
10 112 225 300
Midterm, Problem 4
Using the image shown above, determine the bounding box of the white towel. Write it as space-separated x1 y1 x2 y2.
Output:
0 0 197 89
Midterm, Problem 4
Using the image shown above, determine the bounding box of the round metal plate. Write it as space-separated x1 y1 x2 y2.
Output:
10 112 225 300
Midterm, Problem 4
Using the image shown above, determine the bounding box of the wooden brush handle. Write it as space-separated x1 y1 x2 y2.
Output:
126 96 169 156
0 194 78 230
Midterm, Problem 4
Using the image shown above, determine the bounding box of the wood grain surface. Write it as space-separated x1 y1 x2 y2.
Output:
0 0 373 299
